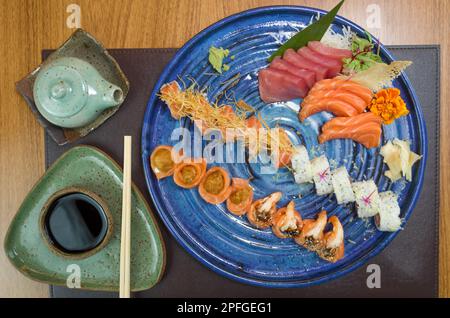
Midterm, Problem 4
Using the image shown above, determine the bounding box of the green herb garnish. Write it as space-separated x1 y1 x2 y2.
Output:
208 46 230 73
268 0 345 62
342 31 382 73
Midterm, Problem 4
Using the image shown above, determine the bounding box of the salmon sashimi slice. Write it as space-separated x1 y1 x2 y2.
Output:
308 41 352 60
308 79 373 103
322 112 383 130
297 46 342 77
333 83 373 105
319 113 383 148
300 78 373 120
259 68 309 103
269 56 316 88
304 90 368 113
306 78 345 93
283 49 328 82
300 99 359 120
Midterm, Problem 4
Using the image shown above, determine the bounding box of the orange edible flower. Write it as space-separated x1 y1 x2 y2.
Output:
369 88 409 124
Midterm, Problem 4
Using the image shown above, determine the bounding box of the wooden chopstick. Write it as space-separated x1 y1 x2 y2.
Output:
120 136 132 298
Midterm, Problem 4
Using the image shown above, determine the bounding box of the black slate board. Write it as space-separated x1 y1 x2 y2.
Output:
45 46 440 298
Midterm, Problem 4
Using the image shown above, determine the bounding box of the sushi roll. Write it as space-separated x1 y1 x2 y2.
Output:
331 167 355 204
291 145 313 184
375 191 402 232
310 155 333 195
352 180 381 218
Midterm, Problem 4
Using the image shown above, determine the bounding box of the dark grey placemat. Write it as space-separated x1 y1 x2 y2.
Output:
46 46 439 298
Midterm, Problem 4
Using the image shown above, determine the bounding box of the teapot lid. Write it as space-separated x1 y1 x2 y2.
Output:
34 60 88 118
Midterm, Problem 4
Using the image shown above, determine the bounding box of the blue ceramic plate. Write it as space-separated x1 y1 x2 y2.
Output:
142 6 427 287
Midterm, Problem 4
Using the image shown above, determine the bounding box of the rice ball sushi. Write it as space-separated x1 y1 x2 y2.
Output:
292 145 313 184
311 155 333 195
352 180 381 218
375 191 402 232
331 167 355 204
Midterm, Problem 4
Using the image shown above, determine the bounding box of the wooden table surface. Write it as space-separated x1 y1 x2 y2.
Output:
0 0 448 298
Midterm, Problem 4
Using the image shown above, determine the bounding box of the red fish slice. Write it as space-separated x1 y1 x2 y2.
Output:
307 41 352 60
259 68 309 103
269 56 316 88
297 46 342 77
283 48 328 82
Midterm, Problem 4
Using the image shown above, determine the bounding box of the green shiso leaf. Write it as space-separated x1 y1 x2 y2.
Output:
268 0 345 62
208 46 230 73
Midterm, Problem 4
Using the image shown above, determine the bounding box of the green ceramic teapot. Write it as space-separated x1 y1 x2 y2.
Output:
33 57 124 128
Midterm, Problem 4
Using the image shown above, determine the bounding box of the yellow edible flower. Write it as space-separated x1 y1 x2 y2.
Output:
369 88 409 124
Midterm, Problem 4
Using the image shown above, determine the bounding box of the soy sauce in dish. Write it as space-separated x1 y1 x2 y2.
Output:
44 192 108 254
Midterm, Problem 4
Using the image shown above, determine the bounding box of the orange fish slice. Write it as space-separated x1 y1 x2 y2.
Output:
272 201 303 239
300 79 372 120
245 115 262 129
160 81 183 119
198 167 231 204
226 178 254 216
319 112 383 148
150 145 177 179
294 210 327 251
307 78 372 103
247 192 282 229
173 158 207 189
317 216 345 263
304 90 368 113
300 99 359 120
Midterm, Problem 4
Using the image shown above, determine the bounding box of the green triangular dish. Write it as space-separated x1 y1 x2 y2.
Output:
4 146 165 291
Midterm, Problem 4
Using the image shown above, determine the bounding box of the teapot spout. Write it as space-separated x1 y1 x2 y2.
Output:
98 82 124 110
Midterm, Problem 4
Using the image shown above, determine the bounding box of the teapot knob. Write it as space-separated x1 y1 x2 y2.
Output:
33 61 88 119
50 81 70 99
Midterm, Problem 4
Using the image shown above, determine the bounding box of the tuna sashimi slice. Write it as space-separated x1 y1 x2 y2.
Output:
308 41 352 60
259 68 309 103
283 48 328 82
297 47 342 77
270 57 316 88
